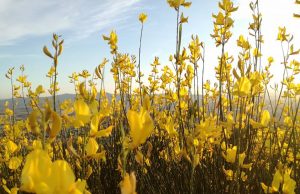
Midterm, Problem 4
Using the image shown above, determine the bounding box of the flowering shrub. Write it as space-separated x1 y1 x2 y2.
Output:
1 0 300 193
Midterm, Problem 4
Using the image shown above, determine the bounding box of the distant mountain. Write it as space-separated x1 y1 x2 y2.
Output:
0 93 75 108
0 93 113 120
0 92 283 121
0 94 74 119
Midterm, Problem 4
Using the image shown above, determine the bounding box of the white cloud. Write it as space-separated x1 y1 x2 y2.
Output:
0 0 140 45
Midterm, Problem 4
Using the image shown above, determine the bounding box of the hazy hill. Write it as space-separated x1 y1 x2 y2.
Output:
0 94 77 119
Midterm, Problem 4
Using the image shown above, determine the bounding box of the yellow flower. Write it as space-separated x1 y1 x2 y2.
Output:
8 156 23 170
268 56 274 64
139 13 147 23
32 140 43 150
222 146 237 163
85 138 99 157
92 125 113 138
21 149 52 193
214 12 224 25
237 35 250 49
6 140 18 154
233 76 252 97
2 185 19 194
49 111 62 138
90 113 113 138
180 13 188 23
135 150 144 165
284 116 293 128
27 110 40 134
222 147 252 168
249 71 263 86
74 99 91 127
223 168 233 181
167 0 191 9
261 182 276 193
238 153 252 169
260 110 270 127
219 0 238 12
77 136 83 145
277 27 289 41
251 110 271 129
50 160 82 193
282 171 296 194
127 108 154 149
16 75 27 84
273 171 283 192
253 48 262 57
164 116 178 137
21 149 86 194
35 85 45 94
120 172 137 194
5 108 13 116
103 31 118 54
79 70 91 78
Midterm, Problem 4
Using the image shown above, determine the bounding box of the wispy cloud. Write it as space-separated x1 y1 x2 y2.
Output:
0 54 40 58
0 0 141 45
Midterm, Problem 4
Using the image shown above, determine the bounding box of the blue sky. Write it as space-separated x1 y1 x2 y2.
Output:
0 0 299 99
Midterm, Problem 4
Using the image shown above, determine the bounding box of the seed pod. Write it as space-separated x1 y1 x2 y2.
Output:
43 46 53 58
